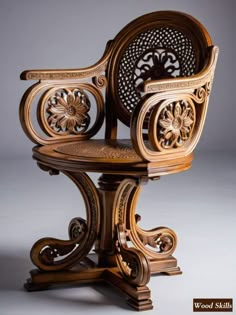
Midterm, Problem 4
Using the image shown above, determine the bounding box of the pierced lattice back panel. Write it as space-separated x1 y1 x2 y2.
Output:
117 27 197 115
107 11 212 126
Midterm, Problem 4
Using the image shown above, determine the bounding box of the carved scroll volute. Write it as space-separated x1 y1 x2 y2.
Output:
116 224 150 286
20 81 105 146
131 214 178 259
92 75 107 89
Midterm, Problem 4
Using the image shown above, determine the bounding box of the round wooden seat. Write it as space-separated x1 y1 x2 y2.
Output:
33 139 193 177
54 139 141 162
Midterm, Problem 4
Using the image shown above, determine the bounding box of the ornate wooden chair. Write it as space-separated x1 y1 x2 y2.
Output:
20 11 218 311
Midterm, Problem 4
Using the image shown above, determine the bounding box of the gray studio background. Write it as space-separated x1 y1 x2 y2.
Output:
0 1 235 315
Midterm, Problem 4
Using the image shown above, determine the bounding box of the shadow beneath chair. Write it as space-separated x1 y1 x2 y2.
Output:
37 283 131 310
0 250 130 310
0 250 32 291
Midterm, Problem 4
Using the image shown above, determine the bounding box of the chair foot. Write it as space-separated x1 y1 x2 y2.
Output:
103 269 153 311
127 298 153 311
24 269 153 311
24 256 154 311
24 259 106 292
24 278 50 292
24 251 181 310
149 255 182 275
163 266 182 276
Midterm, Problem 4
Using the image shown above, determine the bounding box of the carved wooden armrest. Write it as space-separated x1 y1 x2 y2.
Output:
139 46 218 94
20 40 113 81
19 41 113 145
131 46 219 162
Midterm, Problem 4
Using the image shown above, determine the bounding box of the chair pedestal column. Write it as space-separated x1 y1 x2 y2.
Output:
95 174 124 267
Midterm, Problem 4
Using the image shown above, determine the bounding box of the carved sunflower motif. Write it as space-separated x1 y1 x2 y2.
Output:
158 101 195 149
47 88 90 134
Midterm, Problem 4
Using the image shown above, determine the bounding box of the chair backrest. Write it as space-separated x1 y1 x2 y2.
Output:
106 11 212 127
20 10 217 158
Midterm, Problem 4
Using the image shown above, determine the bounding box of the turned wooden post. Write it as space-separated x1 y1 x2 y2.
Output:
96 174 124 266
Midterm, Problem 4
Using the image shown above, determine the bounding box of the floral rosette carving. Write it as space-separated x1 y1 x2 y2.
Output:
46 88 91 135
158 100 195 149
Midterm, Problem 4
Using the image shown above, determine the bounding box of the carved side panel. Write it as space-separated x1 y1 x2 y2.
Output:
41 88 91 136
20 81 105 146
131 81 212 162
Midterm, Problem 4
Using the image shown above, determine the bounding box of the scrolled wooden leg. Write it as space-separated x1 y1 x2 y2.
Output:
113 177 181 275
115 224 150 287
29 170 100 272
112 178 151 286
104 224 152 310
132 215 182 275
109 178 153 310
